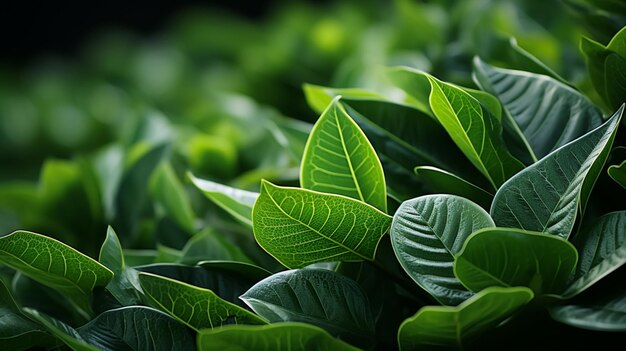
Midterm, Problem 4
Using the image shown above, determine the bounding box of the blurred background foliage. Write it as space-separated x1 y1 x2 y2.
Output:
0 0 623 260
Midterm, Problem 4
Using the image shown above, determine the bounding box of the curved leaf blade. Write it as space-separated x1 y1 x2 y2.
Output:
189 173 258 228
454 228 578 295
252 180 392 268
414 166 493 209
491 107 623 238
99 227 142 306
197 322 362 351
390 195 494 305
398 287 533 351
0 231 113 314
564 211 626 297
473 57 603 160
608 160 626 189
301 97 387 211
550 295 626 332
240 269 374 345
22 308 97 351
139 272 266 331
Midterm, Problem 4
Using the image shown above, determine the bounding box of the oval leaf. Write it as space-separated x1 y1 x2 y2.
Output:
564 211 626 297
0 231 113 315
252 180 392 268
390 195 495 305
240 269 374 345
301 97 387 211
139 272 266 330
454 228 578 295
473 57 603 160
491 107 623 238
197 322 362 351
398 287 533 351
608 160 626 189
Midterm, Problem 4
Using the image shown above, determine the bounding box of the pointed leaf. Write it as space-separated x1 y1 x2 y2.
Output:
197 322 362 351
189 173 258 228
98 227 142 306
414 166 493 209
22 308 97 351
564 211 626 297
139 272 265 331
473 57 603 160
150 162 196 233
609 160 626 188
252 181 392 268
491 107 623 238
0 231 113 315
301 97 387 211
240 269 374 345
390 195 495 305
550 292 626 332
303 83 384 115
398 287 533 351
454 228 578 295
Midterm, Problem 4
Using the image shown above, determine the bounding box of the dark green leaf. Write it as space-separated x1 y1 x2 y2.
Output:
454 228 578 295
178 229 254 265
98 227 142 306
608 160 626 188
491 107 623 238
252 180 392 268
414 166 493 209
390 195 494 305
550 291 626 332
22 308 97 351
150 162 196 233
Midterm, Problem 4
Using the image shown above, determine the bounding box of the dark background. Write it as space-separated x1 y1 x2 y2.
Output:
0 1 288 64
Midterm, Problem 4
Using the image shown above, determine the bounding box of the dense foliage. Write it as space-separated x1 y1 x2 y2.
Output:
1 0 625 350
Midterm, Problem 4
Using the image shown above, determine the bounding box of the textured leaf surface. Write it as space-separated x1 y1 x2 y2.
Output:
491 108 623 238
23 308 97 351
454 228 578 295
0 231 113 314
608 160 626 188
414 166 493 209
197 323 362 351
252 181 391 268
189 173 258 228
139 272 265 330
390 195 494 305
473 57 603 160
99 227 142 306
398 287 533 350
301 97 386 211
240 269 374 344
551 293 626 332
564 211 626 297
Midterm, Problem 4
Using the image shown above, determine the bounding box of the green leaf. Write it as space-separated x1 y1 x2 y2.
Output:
303 83 384 115
189 173 258 228
390 195 495 306
252 180 392 268
473 57 603 160
139 272 266 331
414 166 493 209
301 97 387 211
22 308 98 351
0 231 113 316
150 162 196 233
240 269 374 345
397 287 533 351
0 280 55 350
491 107 623 238
454 228 578 295
77 306 196 351
98 227 142 306
389 67 524 189
564 211 626 298
608 160 626 188
178 229 254 265
550 291 626 331
197 322 362 351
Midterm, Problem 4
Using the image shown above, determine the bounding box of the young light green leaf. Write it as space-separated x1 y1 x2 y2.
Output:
608 160 626 189
414 166 493 209
491 107 623 238
303 83 385 115
301 96 387 211
390 195 495 306
454 228 578 295
0 281 55 351
197 322 362 351
139 272 266 331
0 231 113 315
240 269 374 345
564 211 626 298
398 287 533 351
473 57 603 160
98 227 142 306
150 162 196 233
77 306 196 351
252 180 392 268
389 67 524 189
22 308 98 351
189 172 258 228
178 229 254 265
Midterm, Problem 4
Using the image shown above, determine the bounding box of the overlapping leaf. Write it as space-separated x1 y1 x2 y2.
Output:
413 166 493 209
608 160 626 189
